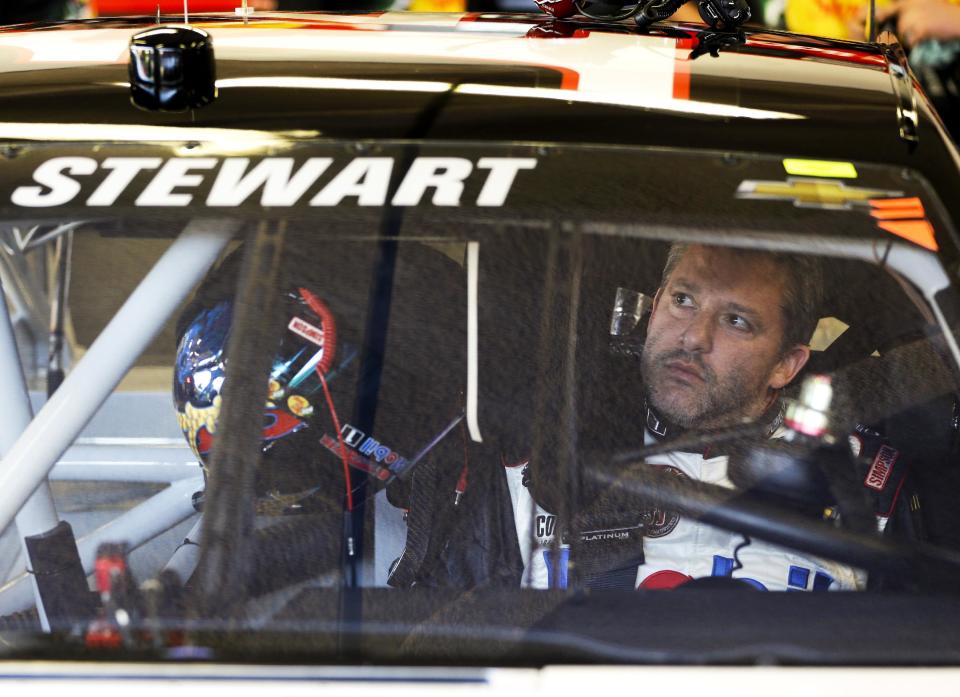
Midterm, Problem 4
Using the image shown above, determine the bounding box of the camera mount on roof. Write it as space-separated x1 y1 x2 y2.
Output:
690 29 747 58
128 25 217 112
534 0 750 30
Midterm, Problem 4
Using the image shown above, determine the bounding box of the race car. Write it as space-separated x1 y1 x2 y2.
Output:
0 6 959 687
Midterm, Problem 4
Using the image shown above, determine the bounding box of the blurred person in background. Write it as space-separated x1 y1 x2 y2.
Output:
874 0 960 42
774 0 960 141
782 0 873 38
874 0 960 140
774 0 957 41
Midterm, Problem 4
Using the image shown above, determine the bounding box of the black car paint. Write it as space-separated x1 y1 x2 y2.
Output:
0 13 958 263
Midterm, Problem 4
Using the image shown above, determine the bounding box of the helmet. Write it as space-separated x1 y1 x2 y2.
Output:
174 238 467 511
174 286 345 488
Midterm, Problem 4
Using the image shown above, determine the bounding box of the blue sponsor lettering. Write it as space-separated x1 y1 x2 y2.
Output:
543 548 570 589
359 437 379 456
788 565 810 591
711 554 768 591
813 571 834 591
711 556 832 592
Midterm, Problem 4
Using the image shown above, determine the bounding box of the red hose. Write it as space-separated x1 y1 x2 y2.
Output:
317 369 353 512
297 287 338 375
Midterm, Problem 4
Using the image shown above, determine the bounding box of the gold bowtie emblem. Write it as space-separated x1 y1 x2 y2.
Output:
737 178 902 209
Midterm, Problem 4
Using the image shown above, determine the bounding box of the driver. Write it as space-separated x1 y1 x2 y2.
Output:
634 243 858 590
505 243 864 591
389 243 915 591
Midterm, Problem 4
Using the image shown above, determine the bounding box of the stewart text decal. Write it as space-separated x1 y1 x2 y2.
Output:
9 156 537 208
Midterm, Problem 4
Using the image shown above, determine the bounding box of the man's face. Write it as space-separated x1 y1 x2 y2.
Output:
641 245 810 430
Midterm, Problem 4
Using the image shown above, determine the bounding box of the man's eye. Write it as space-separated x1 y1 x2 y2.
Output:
673 292 694 307
726 314 752 332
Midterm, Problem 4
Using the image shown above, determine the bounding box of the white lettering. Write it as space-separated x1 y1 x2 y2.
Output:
476 158 537 206
311 157 393 206
136 157 217 206
12 155 540 209
12 157 97 207
87 157 162 206
391 157 472 206
208 157 332 207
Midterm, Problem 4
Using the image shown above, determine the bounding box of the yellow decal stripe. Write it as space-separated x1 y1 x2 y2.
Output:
783 159 858 179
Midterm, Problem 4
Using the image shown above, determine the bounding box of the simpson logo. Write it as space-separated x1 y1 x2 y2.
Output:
10 156 537 208
288 316 324 347
357 433 408 469
326 423 411 472
320 433 391 481
865 444 899 491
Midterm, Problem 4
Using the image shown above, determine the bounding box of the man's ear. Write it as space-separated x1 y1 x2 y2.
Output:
769 344 811 390
647 287 664 332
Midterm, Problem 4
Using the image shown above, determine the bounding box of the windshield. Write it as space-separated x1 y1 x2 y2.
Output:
1 142 960 665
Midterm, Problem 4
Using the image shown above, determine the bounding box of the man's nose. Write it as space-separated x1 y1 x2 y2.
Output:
680 311 714 353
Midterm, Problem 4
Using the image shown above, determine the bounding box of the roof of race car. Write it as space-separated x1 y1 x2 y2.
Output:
0 12 910 145
0 10 957 239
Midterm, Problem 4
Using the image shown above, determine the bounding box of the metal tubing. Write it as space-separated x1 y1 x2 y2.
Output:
163 515 203 583
0 257 58 630
0 233 49 356
46 229 72 396
0 476 202 615
0 272 39 452
50 458 200 483
0 274 57 530
50 439 199 483
0 219 235 537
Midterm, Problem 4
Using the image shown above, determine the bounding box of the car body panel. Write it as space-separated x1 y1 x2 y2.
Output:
0 13 957 261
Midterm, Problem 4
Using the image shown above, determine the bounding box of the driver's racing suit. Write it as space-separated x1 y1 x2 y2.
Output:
504 440 864 592
390 409 916 591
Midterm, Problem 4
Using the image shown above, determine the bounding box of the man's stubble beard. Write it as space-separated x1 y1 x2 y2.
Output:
640 344 756 430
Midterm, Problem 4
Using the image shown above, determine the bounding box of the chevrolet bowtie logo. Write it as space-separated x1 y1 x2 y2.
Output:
737 178 903 209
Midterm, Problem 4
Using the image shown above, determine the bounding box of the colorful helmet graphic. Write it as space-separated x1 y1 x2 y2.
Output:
173 239 468 506
174 284 352 498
